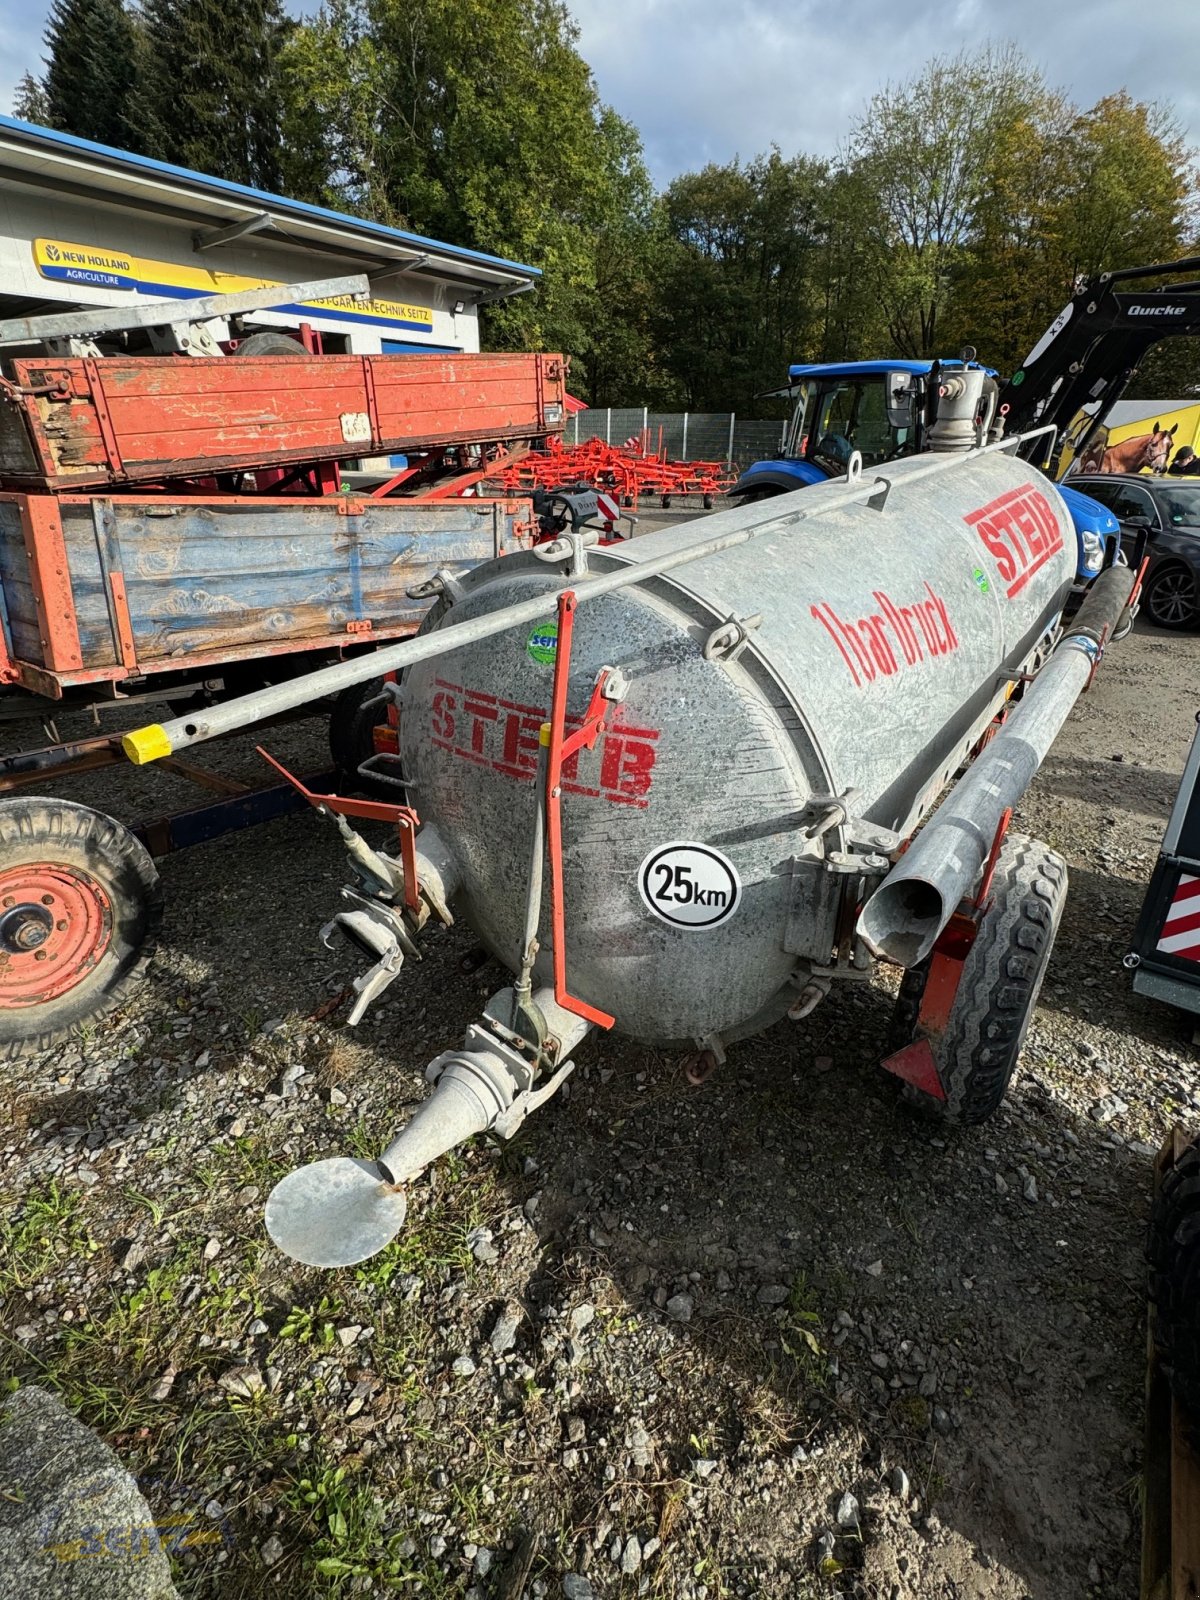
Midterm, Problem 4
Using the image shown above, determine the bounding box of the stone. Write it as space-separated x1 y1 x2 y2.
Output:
260 1535 283 1567
621 1536 641 1575
1023 1174 1039 1203
888 1467 910 1500
452 1356 477 1378
1090 1095 1128 1125
569 1303 596 1334
0 1384 181 1598
563 1578 595 1600
932 1406 953 1436
756 1284 789 1306
148 1367 176 1402
218 1365 264 1398
865 1259 884 1277
693 1459 720 1480
665 1293 693 1323
490 1301 523 1355
429 1535 447 1559
835 1491 860 1529
628 1419 653 1469
337 1325 363 1348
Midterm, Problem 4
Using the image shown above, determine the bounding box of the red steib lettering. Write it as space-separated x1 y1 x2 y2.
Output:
811 583 959 687
964 485 1064 598
429 679 659 807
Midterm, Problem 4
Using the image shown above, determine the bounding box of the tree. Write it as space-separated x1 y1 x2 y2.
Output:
277 0 654 397
13 72 49 125
846 46 1049 357
23 0 142 148
130 0 289 187
653 150 832 410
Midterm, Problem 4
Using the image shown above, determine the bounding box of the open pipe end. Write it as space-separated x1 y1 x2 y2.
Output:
857 876 948 968
265 1157 407 1267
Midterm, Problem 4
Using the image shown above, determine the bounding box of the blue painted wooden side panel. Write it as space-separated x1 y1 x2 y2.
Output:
5 497 521 674
0 504 39 662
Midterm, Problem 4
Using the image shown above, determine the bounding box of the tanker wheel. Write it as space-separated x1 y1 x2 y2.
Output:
1147 1134 1200 1439
885 833 1067 1124
233 330 308 357
0 798 162 1061
328 677 399 797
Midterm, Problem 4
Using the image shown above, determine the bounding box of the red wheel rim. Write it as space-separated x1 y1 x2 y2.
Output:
0 863 113 1009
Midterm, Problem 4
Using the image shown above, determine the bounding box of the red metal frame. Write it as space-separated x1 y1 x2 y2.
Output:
544 590 617 1030
20 496 84 673
256 747 421 914
880 805 1014 1100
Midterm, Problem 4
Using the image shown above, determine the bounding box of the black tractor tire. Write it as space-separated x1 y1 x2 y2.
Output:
233 331 308 357
1148 1136 1200 1438
1143 564 1200 631
0 798 162 1061
886 832 1067 1124
328 677 391 787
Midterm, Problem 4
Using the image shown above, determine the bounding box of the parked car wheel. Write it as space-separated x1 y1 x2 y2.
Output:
1145 565 1200 630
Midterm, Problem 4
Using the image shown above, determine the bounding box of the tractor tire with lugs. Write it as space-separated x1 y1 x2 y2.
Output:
887 832 1067 1124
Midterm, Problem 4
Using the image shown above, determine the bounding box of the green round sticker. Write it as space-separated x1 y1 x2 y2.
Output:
972 566 991 595
527 620 558 664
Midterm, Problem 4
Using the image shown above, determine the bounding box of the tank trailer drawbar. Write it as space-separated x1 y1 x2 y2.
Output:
123 374 1138 1269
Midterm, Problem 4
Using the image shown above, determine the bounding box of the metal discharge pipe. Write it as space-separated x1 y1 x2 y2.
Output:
121 436 1041 765
857 562 1136 966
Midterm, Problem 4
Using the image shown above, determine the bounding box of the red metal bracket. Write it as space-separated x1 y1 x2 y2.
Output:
82 358 125 478
975 805 1012 913
256 746 421 914
1127 554 1150 614
544 589 617 1030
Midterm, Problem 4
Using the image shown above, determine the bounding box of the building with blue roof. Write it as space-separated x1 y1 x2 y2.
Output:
0 115 539 356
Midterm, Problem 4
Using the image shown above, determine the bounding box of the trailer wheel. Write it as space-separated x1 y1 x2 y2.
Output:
0 798 162 1061
1148 1135 1200 1437
886 833 1067 1124
233 331 307 357
328 677 394 792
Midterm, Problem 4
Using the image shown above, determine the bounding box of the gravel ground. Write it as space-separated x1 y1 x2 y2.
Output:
2 613 1197 1600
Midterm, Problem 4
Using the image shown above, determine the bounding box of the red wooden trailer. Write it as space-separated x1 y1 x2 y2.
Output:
0 350 566 492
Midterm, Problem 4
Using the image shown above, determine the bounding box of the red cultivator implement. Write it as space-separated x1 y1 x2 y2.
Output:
488 433 736 511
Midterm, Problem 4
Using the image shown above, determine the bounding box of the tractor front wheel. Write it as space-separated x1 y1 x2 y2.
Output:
885 833 1067 1124
0 798 162 1061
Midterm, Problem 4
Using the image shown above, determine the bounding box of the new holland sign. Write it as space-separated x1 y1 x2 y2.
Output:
33 238 435 333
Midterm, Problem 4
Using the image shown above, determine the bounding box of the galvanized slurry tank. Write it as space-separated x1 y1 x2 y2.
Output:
400 450 1077 1045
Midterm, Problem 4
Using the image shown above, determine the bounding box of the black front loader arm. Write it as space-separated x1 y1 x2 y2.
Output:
996 256 1200 471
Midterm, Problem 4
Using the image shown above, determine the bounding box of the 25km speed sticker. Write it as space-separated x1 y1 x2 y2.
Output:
638 842 741 931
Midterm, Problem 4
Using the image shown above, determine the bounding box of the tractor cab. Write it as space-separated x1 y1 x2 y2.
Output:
732 359 981 499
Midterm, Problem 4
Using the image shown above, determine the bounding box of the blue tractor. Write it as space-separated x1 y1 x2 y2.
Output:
729 356 1119 589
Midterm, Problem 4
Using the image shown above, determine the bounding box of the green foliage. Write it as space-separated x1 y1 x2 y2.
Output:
130 0 289 187
276 0 653 398
654 149 833 411
38 0 143 148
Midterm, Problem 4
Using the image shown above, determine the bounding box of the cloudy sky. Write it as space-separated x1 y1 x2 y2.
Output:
1 0 1197 186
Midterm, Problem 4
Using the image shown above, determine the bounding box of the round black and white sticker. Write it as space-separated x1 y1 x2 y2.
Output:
638 841 741 930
